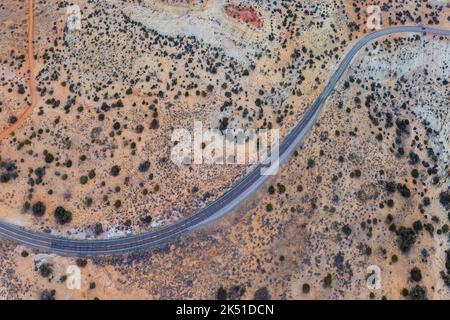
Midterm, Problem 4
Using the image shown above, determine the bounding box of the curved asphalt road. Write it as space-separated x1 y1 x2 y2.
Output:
1 26 449 256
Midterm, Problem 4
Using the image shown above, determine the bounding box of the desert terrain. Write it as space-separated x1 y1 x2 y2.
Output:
0 0 449 300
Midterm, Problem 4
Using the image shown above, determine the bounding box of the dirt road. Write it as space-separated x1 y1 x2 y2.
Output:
0 0 36 140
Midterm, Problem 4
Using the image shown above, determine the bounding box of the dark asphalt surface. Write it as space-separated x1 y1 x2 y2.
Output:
1 26 449 256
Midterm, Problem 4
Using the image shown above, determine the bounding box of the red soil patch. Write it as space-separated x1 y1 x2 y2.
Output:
224 5 262 29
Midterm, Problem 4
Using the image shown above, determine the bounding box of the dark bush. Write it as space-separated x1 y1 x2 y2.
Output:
227 285 245 300
277 183 286 194
32 202 46 217
253 287 270 300
114 200 122 209
94 223 103 235
39 263 53 278
219 117 229 131
410 267 422 282
135 124 144 134
397 184 411 198
385 181 396 193
139 161 150 173
397 227 416 253
401 288 409 297
412 220 423 232
44 153 54 164
88 170 96 179
386 214 393 224
424 223 434 236
0 173 10 183
149 119 159 129
110 165 121 177
79 176 88 185
386 199 394 208
8 116 17 124
76 258 87 268
439 190 450 210
342 224 352 236
409 285 426 300
141 215 152 224
54 206 72 225
302 283 310 294
216 287 227 300
323 273 332 287
40 289 56 300
17 85 26 95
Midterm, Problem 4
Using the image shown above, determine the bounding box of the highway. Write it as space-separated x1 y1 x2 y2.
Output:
0 26 449 256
